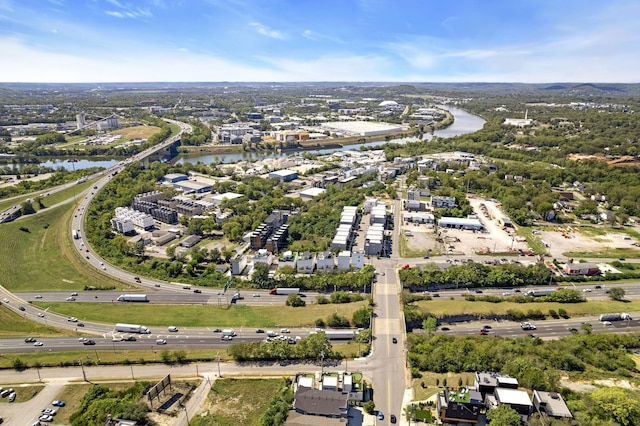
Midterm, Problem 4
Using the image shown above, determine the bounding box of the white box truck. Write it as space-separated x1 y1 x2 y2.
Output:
116 294 149 303
72 229 79 239
115 323 151 334
222 329 236 337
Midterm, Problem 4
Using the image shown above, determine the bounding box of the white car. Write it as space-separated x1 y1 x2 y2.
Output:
34 342 44 346
602 321 612 326
66 297 76 301
155 339 167 345
582 288 592 292
37 312 45 317
39 415 54 422
168 326 178 332
68 317 78 322
79 337 87 342
34 295 43 299
502 292 511 296
2 298 9 303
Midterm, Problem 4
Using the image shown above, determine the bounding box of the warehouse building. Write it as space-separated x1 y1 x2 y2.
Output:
269 169 298 182
438 217 484 231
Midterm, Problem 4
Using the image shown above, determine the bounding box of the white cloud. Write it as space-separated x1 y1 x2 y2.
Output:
249 22 286 40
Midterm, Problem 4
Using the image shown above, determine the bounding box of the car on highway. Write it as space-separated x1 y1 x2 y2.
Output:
193 289 201 293
154 284 161 287
213 328 222 333
483 325 492 329
280 328 290 334
25 337 36 342
52 400 65 407
34 295 43 299
582 288 592 292
594 285 602 289
253 293 260 297
66 297 76 301
514 289 521 293
568 327 578 333
134 277 141 283
68 317 78 322
392 337 398 344
2 298 9 303
83 340 96 345
79 337 87 342
77 323 85 327
123 336 137 341
377 411 384 420
390 414 397 423
155 339 167 345
502 292 511 296
168 326 179 332
19 306 25 311
479 330 489 335
440 327 450 331
221 335 233 341
37 312 45 317
71 292 78 296
256 329 265 333
34 341 44 346
183 286 191 290
602 321 612 326
474 289 483 293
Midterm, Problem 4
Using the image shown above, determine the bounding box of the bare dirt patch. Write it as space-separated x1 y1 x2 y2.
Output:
540 227 616 258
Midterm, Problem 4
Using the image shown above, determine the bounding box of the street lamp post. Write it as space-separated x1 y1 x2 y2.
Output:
79 360 87 382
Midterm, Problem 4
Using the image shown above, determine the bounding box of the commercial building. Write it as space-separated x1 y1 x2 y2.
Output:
564 262 600 276
269 169 298 182
180 235 201 248
321 120 403 136
173 180 212 194
300 187 325 200
438 217 484 231
163 173 189 183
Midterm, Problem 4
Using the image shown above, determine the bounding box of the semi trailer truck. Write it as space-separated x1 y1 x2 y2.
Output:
525 289 557 297
599 313 632 322
116 294 149 302
114 323 151 334
269 288 300 295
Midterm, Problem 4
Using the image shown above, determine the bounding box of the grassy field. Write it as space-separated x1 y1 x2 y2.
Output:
412 372 475 401
113 125 161 141
563 248 640 258
0 203 128 292
0 305 72 338
202 378 285 425
0 347 238 369
414 298 640 317
31 301 364 328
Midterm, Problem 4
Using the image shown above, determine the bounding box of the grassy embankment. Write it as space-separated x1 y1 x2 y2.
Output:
0 178 96 212
32 301 363 328
415 298 640 317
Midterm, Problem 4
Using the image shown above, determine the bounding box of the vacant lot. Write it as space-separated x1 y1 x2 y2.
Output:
540 226 640 258
199 378 284 425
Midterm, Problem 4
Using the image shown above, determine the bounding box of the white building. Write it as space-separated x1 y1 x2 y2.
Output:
337 251 351 271
370 204 386 225
364 223 385 256
230 255 247 275
316 252 335 272
351 250 365 269
253 249 273 265
114 207 154 230
296 252 315 274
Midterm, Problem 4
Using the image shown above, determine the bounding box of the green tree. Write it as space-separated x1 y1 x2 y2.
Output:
589 387 640 426
285 294 306 307
486 404 522 426
352 306 373 328
252 262 271 288
608 287 626 301
363 400 376 415
422 317 438 333
20 201 35 215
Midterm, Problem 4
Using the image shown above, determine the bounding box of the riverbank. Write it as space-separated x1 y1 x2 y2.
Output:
180 110 455 156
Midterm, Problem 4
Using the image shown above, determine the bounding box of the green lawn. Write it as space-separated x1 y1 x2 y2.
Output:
0 178 95 212
414 298 640 317
0 305 71 338
0 203 128 292
31 301 363 328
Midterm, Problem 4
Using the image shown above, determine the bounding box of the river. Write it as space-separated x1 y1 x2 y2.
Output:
8 106 485 170
176 105 486 164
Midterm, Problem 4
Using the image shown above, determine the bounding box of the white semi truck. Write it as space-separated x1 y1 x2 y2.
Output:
115 323 151 334
525 289 556 297
116 294 149 302
312 329 359 340
599 313 632 322
269 288 300 295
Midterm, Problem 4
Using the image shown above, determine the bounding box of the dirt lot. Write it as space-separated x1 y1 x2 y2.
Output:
539 227 636 258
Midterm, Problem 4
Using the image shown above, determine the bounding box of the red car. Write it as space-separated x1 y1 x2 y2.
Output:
479 330 489 335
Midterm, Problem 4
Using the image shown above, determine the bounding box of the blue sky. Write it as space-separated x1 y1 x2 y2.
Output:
0 0 638 83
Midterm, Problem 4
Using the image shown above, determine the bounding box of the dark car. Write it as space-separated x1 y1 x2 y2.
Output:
479 330 489 335
483 325 492 329
392 337 398 344
83 340 96 345
390 414 397 424
594 285 602 289
183 286 191 290
514 289 521 293
193 289 202 293
256 329 265 333
213 328 222 332
19 306 26 311
441 327 450 331
77 323 85 327
24 337 36 342
474 289 483 294
568 327 578 333
123 336 137 341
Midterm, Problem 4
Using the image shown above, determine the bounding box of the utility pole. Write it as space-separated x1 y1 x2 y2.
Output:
79 361 87 382
216 351 221 377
